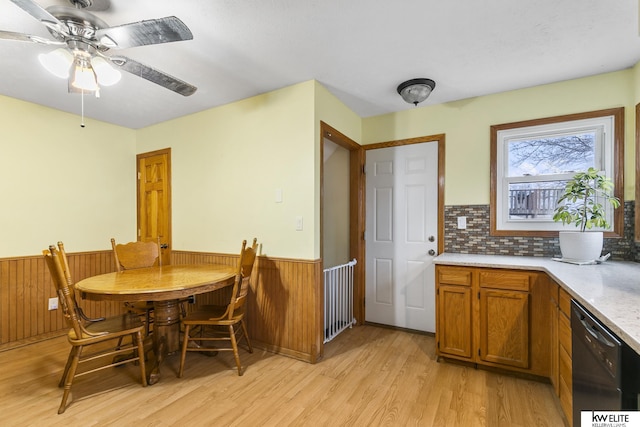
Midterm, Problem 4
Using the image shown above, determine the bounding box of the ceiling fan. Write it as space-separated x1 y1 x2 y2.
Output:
0 0 197 97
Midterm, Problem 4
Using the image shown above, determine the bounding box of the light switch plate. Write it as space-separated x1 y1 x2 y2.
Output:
295 216 303 231
48 297 58 311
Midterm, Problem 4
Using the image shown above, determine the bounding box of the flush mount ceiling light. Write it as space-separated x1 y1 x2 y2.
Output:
397 78 436 106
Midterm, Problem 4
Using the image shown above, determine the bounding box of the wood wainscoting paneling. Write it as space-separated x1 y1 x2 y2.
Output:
1 249 325 363
0 250 124 351
173 251 324 363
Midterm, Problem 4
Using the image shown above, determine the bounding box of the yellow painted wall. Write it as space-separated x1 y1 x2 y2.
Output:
313 81 362 257
634 62 640 102
2 67 637 259
0 95 136 258
323 141 350 268
136 81 318 259
362 69 636 205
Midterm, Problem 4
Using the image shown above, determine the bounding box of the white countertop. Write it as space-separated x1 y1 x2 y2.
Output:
434 253 640 354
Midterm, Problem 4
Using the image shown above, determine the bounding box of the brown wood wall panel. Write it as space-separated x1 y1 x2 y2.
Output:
173 251 323 362
1 249 324 362
0 250 124 351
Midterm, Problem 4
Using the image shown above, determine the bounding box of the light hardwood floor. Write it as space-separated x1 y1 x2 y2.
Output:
1 325 565 426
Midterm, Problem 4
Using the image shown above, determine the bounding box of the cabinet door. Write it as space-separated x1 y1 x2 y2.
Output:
549 282 560 396
437 285 473 359
479 289 529 368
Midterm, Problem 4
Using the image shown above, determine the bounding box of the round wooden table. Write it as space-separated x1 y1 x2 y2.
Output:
75 264 236 384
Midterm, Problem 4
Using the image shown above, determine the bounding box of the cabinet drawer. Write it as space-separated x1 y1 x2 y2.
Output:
437 267 472 286
558 311 572 358
559 287 572 317
478 270 530 291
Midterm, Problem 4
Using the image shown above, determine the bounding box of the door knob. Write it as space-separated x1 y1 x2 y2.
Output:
428 249 436 256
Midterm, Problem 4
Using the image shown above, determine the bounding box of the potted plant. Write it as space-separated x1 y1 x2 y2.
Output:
552 167 620 261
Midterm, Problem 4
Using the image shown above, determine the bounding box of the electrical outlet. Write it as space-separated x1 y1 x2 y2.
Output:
457 216 467 229
295 216 303 231
48 297 59 311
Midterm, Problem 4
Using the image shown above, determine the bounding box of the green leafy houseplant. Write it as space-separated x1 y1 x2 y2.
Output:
552 167 620 231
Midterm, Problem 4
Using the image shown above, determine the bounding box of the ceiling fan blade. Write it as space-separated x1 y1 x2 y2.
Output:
109 56 197 96
80 0 111 12
0 30 65 45
96 17 193 49
9 0 67 35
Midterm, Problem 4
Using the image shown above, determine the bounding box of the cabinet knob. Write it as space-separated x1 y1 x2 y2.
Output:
428 249 436 256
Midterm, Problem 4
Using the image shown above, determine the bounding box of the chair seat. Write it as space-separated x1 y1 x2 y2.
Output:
68 313 145 341
181 308 242 326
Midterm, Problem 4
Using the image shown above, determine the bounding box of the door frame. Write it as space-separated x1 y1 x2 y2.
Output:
319 124 446 327
363 134 446 323
320 122 365 324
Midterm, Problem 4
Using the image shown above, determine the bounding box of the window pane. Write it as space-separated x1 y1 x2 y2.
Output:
508 181 566 220
507 132 595 177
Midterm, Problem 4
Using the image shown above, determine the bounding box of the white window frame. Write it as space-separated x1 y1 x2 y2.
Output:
490 108 624 237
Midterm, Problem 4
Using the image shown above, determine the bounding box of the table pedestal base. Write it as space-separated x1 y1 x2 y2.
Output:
149 299 181 384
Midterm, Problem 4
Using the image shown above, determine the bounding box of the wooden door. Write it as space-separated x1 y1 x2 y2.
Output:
365 142 439 332
437 284 473 359
479 288 529 368
137 149 171 266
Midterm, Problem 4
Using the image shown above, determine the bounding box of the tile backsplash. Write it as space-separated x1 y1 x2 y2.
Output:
444 201 638 261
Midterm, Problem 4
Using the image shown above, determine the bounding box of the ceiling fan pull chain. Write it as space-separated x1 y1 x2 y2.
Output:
80 89 85 128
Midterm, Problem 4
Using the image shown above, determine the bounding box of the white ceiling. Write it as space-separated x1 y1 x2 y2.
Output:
1 0 639 129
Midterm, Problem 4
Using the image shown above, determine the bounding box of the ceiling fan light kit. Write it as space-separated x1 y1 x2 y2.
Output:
38 48 73 78
70 54 98 92
39 48 121 94
397 78 436 106
91 56 120 86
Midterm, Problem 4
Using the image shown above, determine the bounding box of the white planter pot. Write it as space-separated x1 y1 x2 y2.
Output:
558 231 603 261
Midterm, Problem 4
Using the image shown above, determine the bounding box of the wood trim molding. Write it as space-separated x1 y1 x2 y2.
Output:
490 107 625 238
636 103 640 243
320 121 366 328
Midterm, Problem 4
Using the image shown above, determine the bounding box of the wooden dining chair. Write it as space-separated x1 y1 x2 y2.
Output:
178 238 258 377
44 243 147 414
56 241 106 324
111 237 161 334
198 237 258 313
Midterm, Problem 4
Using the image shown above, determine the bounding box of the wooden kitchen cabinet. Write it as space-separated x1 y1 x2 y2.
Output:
549 280 560 395
436 265 550 377
438 284 473 358
478 288 529 368
436 267 473 359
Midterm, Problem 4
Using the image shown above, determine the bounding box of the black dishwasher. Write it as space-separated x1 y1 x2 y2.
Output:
571 300 640 427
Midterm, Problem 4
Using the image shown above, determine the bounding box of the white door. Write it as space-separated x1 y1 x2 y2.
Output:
365 142 438 332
